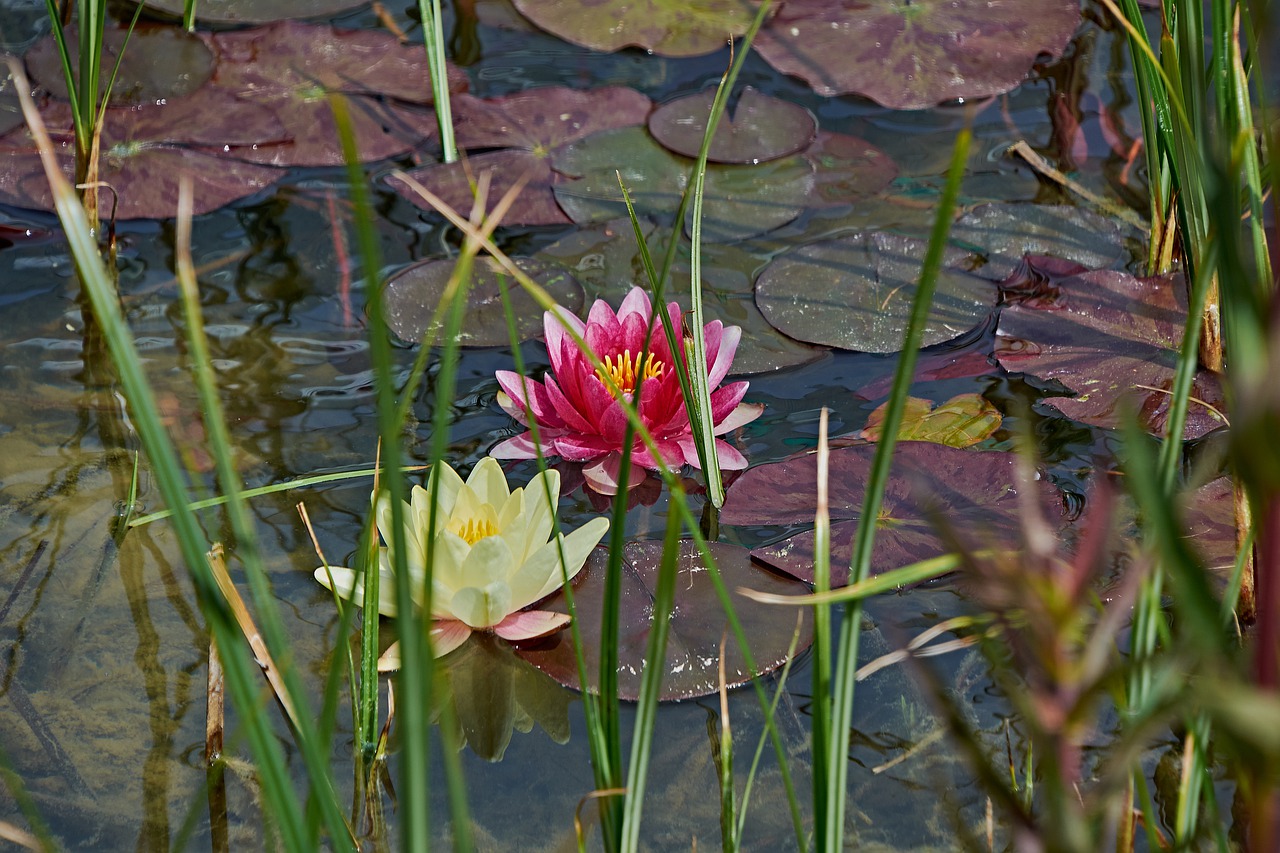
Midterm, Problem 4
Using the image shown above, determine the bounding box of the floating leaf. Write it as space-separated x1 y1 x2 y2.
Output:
858 394 1002 447
0 96 284 219
390 87 651 226
0 60 22 136
754 232 994 353
648 87 815 164
143 0 369 24
721 442 1061 585
754 0 1079 109
514 540 813 701
995 269 1228 438
384 256 584 346
950 203 1134 282
804 131 899 207
536 218 827 373
206 22 468 166
511 0 764 57
553 126 814 242
25 24 214 106
1181 475 1238 590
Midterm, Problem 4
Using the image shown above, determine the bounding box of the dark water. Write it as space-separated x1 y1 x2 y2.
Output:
0 3 1202 850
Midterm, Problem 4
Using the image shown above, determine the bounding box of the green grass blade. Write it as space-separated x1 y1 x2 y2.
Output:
417 0 457 163
822 120 972 852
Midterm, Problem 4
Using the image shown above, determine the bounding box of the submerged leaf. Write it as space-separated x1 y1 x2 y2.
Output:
383 256 584 346
754 232 994 353
754 0 1079 109
721 442 1061 585
995 269 1227 438
514 540 813 701
858 394 1002 447
144 0 372 25
950 203 1135 282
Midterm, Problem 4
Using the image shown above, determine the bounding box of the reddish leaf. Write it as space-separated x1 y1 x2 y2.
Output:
648 87 815 164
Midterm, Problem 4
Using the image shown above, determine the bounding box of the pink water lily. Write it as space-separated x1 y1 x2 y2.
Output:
491 287 763 494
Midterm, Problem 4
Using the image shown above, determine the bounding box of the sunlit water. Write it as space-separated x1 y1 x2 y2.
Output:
0 4 1220 850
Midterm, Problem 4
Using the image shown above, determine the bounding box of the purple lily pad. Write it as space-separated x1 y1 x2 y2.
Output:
803 131 899 207
754 232 995 353
511 0 765 58
514 540 813 701
648 87 815 164
720 442 1063 585
25 23 214 106
995 269 1228 439
0 95 284 219
1181 476 1239 587
142 0 368 24
383 255 584 346
754 0 1080 109
390 86 651 226
205 22 469 167
951 203 1134 283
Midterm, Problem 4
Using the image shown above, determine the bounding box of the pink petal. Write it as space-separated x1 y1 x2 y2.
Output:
582 452 648 495
544 374 598 434
713 438 749 470
617 286 652 322
545 307 585 374
714 401 765 435
705 322 741 388
493 609 571 641
495 370 559 427
708 381 750 425
490 432 544 460
588 295 622 329
550 433 616 461
430 619 473 657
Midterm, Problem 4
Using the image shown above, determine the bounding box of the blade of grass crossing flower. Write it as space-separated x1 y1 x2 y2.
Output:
822 120 971 852
176 177 356 848
620 507 684 852
417 0 456 163
13 62 322 849
331 93 440 851
497 278 625 849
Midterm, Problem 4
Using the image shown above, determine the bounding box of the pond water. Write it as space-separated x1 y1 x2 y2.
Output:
0 2 1219 850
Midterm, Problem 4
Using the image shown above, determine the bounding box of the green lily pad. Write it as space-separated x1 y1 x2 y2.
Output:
950 203 1135 282
754 0 1079 109
25 23 213 107
721 442 1062 585
804 131 899 207
754 232 994 353
383 256 584 347
553 126 814 242
142 0 368 24
510 0 765 57
536 218 828 373
858 394 1002 447
514 540 813 701
648 87 815 164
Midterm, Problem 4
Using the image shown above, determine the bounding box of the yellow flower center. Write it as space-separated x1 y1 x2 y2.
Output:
453 517 499 545
595 350 664 395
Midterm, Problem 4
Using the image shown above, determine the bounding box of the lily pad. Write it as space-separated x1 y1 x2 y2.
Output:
206 22 468 167
995 269 1228 439
754 232 995 353
514 540 813 701
950 203 1134 282
803 131 899 207
858 394 1002 447
383 256 584 346
0 96 284 219
648 87 815 164
25 24 213 106
511 0 764 57
143 0 367 23
754 0 1080 109
390 87 651 226
553 125 815 242
720 442 1062 585
535 218 828 373
1181 476 1239 587
0 60 22 137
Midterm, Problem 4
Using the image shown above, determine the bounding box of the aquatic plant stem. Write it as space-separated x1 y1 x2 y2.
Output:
418 0 457 163
821 120 971 852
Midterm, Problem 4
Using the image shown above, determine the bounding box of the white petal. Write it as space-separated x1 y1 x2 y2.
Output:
448 583 514 629
466 457 511 506
511 516 608 609
313 565 400 618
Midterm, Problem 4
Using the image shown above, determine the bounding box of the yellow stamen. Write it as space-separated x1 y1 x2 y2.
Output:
595 350 664 395
453 517 499 545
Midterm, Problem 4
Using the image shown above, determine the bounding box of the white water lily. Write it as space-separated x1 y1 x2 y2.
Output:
314 458 608 666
